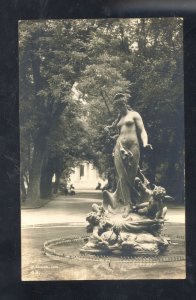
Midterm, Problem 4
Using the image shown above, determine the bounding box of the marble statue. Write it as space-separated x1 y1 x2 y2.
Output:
103 93 153 218
80 93 170 256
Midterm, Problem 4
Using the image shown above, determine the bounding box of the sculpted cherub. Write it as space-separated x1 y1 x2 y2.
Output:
91 203 106 217
134 184 167 220
85 205 125 249
85 211 115 249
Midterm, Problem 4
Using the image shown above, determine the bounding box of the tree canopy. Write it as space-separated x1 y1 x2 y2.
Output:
19 18 184 205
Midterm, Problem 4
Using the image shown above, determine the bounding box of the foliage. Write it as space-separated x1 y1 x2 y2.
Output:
19 18 184 203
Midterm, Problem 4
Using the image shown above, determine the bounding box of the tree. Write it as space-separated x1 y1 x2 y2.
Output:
19 20 91 205
40 100 94 198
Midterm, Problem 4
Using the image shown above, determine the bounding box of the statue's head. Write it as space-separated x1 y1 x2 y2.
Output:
113 93 128 115
86 212 100 226
92 203 100 213
152 185 166 201
135 177 143 189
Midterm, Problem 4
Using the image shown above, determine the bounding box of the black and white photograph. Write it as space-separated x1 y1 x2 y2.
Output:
20 18 185 280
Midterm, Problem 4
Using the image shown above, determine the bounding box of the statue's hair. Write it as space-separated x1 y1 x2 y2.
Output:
113 93 134 110
86 212 100 225
113 93 126 101
153 186 166 200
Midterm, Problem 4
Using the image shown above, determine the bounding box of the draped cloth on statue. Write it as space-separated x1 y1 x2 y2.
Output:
103 134 140 210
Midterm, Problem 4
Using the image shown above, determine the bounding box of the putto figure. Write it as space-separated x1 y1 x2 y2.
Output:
103 93 152 217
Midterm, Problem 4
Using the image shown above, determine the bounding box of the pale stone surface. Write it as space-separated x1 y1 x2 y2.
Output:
21 192 185 227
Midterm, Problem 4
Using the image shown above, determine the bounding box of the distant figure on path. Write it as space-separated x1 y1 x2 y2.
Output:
69 184 75 195
95 182 102 190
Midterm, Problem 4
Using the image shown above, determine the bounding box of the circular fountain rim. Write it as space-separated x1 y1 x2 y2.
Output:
43 234 185 264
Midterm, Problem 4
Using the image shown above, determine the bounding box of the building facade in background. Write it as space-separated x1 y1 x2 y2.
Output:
69 162 106 189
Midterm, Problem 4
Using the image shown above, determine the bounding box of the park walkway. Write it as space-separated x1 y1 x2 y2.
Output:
21 190 185 228
21 190 102 228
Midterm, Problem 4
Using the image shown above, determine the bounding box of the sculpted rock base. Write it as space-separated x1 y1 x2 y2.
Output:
80 182 170 256
80 206 170 256
81 231 170 256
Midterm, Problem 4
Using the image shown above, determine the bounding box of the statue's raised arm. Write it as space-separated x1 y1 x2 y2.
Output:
104 113 121 133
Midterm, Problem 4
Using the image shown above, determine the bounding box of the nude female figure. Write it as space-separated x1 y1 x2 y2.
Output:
103 93 152 217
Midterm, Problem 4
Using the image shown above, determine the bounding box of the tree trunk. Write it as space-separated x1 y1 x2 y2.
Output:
20 173 27 202
138 19 147 56
40 162 54 199
53 172 61 194
27 138 46 205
